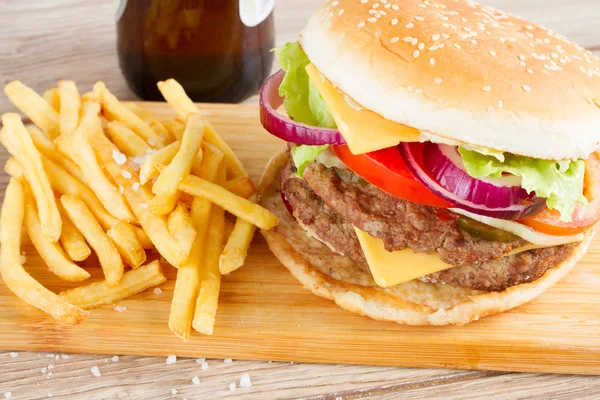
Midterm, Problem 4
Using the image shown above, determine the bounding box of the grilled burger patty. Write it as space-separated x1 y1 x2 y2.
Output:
280 157 575 292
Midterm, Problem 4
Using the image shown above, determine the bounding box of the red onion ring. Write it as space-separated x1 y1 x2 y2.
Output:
399 142 546 220
259 70 347 146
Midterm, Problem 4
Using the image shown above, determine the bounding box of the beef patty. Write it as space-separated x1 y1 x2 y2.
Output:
280 158 575 292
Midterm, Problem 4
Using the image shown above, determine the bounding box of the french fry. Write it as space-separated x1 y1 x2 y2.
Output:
139 141 181 184
88 130 186 267
219 217 257 275
157 79 247 178
43 88 60 112
106 121 150 157
58 202 92 262
60 195 124 287
23 190 90 282
180 175 279 229
55 113 136 222
107 221 147 269
0 177 88 324
222 177 257 199
124 102 172 141
81 91 96 103
27 125 87 183
4 81 60 139
190 149 204 176
192 165 226 335
168 202 196 257
223 218 235 242
59 261 166 309
58 80 81 137
169 152 224 339
94 82 164 147
4 157 23 178
134 228 154 249
1 113 62 241
150 113 204 215
165 118 186 141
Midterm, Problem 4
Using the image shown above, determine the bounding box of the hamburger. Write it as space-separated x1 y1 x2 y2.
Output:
257 0 600 325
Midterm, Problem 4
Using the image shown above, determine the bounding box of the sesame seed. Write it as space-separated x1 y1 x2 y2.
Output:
430 58 436 66
415 16 425 21
519 54 526 61
429 45 439 51
391 37 400 43
471 39 477 45
482 86 492 92
391 18 398 25
405 22 414 28
497 100 504 109
411 38 418 45
434 77 443 84
357 21 365 28
368 17 376 23
489 50 497 56
527 68 534 74
522 85 532 92
432 34 440 40
418 43 425 50
413 50 420 58
392 4 399 10
454 44 462 49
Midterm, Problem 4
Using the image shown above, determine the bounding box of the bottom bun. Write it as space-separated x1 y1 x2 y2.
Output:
258 149 594 325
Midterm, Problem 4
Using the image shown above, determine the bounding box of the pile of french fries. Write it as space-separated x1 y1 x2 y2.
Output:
0 78 278 339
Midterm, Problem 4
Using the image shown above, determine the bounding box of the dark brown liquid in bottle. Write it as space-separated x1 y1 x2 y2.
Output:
117 0 274 103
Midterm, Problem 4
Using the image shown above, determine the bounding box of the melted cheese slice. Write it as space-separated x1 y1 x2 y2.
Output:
305 64 420 154
354 227 559 288
354 228 454 288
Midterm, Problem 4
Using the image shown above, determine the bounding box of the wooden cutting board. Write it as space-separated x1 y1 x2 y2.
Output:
1 102 599 375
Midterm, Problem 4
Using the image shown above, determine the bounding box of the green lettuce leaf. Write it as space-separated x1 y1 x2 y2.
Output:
291 145 328 178
458 148 586 221
274 42 336 128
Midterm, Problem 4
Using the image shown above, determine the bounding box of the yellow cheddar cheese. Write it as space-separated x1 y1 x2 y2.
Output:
305 64 421 155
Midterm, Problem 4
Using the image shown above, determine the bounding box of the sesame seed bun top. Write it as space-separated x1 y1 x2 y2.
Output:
299 0 600 160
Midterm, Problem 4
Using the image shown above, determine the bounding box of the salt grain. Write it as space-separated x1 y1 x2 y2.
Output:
166 355 177 365
154 288 163 295
114 306 127 313
201 361 208 370
240 373 252 388
132 182 140 191
41 367 47 374
4 392 11 399
9 352 18 358
171 389 178 395
112 150 127 166
192 376 200 385
112 356 119 362
482 86 492 92
91 366 101 377
224 359 233 364
121 170 132 179
147 137 158 146
229 383 236 391
61 355 68 360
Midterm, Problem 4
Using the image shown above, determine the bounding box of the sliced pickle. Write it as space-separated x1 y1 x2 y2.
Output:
458 216 520 243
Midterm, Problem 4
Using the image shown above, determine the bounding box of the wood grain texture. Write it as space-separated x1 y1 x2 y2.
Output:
2 0 600 399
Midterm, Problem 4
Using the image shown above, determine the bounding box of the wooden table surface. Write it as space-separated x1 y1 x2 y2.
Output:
1 0 600 399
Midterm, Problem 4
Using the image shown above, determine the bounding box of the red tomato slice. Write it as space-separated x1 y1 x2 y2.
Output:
331 144 452 208
519 152 600 236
